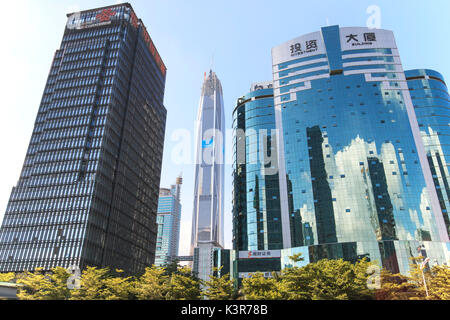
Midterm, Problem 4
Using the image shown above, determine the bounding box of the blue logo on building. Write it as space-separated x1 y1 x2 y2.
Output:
202 138 214 149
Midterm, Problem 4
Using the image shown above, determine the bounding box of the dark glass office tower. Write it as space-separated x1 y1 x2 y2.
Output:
406 69 450 238
0 3 167 274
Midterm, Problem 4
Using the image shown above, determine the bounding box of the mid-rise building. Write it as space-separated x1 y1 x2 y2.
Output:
155 177 183 266
0 3 167 274
191 70 225 281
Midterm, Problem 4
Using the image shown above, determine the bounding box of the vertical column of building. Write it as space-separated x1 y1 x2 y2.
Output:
232 83 284 283
406 69 450 239
155 176 182 267
98 13 167 274
191 70 225 281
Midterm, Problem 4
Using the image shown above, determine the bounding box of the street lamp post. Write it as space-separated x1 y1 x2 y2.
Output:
420 257 430 298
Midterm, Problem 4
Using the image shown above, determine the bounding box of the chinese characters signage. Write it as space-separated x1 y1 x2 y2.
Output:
345 32 377 46
68 8 117 30
251 82 273 92
239 272 275 279
129 9 139 29
96 8 116 22
239 250 281 259
290 39 318 57
140 26 167 78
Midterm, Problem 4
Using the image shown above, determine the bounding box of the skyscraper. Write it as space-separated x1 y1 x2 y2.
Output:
232 26 449 279
155 176 183 267
232 82 284 281
191 70 225 281
0 3 167 274
271 25 449 274
406 69 450 238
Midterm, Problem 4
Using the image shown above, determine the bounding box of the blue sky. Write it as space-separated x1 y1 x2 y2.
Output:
0 0 449 255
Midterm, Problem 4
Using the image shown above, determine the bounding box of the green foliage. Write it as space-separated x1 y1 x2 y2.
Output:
135 266 169 300
70 267 136 300
166 266 202 300
69 266 109 300
0 272 15 283
10 257 450 300
280 258 375 300
376 257 450 300
202 268 234 300
101 269 136 300
376 269 419 300
428 265 450 300
163 260 181 277
17 267 71 300
241 272 283 300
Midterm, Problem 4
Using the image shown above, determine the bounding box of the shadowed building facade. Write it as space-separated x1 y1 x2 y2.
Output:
0 3 167 274
406 69 450 239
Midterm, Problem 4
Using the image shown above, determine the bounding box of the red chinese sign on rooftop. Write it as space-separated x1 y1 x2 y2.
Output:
141 26 167 78
96 8 116 22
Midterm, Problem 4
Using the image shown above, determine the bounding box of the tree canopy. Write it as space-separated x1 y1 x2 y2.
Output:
1 256 448 300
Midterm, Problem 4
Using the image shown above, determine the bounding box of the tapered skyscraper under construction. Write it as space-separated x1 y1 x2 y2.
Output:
190 70 225 281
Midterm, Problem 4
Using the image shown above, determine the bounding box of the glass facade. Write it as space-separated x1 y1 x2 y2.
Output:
232 83 282 252
232 26 450 281
212 248 231 278
406 69 450 238
155 177 182 267
271 25 449 274
0 4 167 274
191 71 225 282
190 71 225 255
232 82 285 281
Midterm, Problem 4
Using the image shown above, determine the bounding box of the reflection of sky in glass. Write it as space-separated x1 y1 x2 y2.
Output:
233 88 283 252
273 26 449 272
406 69 450 239
281 72 436 245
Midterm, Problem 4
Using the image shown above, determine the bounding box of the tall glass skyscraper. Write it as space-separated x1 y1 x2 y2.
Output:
232 25 449 279
0 4 167 274
155 177 182 267
406 69 450 238
271 25 449 274
191 70 225 281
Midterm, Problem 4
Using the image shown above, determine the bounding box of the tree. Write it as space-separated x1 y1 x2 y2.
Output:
16 267 71 300
166 266 202 300
375 268 419 300
101 269 135 300
163 260 181 277
279 254 311 300
406 256 431 299
375 257 450 300
0 272 15 282
70 267 110 300
428 265 450 300
135 266 169 300
202 268 234 300
241 272 282 300
280 258 375 300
